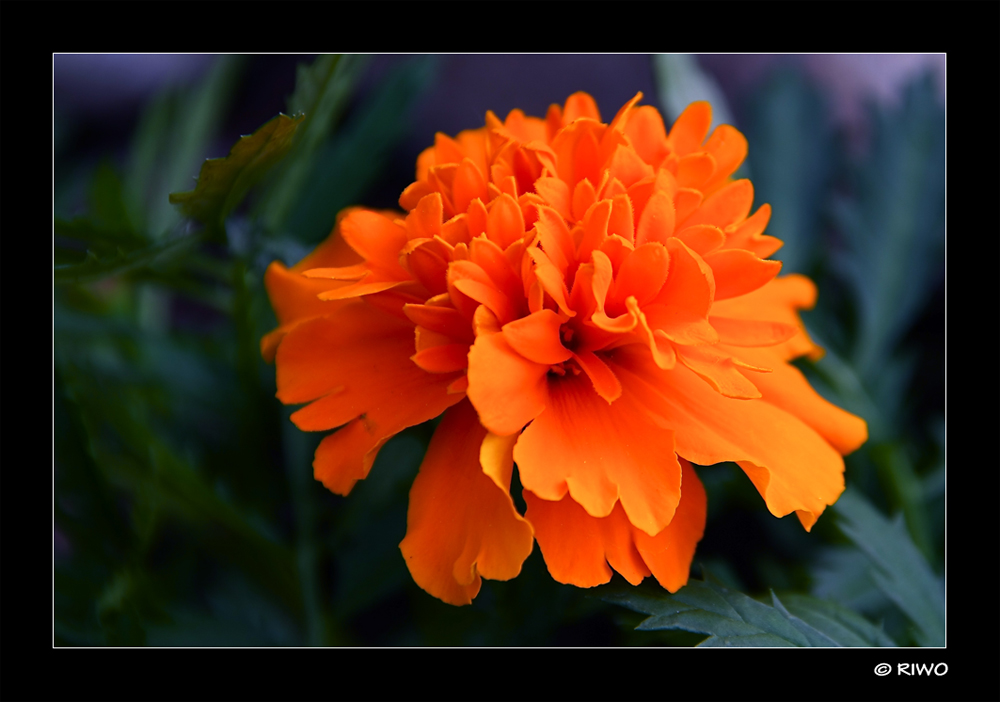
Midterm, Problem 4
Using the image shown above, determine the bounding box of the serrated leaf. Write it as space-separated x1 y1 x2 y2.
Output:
603 579 889 647
779 593 897 647
282 56 438 243
833 489 944 646
259 54 368 232
169 113 304 235
54 232 197 285
140 55 246 238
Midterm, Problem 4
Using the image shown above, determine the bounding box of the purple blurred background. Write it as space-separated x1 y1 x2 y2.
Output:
54 54 944 167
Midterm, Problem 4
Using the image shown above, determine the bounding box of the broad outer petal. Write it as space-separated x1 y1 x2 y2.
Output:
514 371 682 536
525 459 706 591
400 400 534 606
611 347 844 530
275 305 463 494
722 345 868 456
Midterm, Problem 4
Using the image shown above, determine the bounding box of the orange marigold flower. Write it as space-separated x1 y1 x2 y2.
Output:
262 92 868 606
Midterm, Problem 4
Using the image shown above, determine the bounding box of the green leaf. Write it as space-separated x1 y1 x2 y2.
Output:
169 113 304 238
744 68 835 274
833 489 944 646
602 578 891 646
55 215 146 258
831 72 944 380
259 54 368 232
89 159 139 235
54 231 198 285
138 55 246 238
779 593 897 647
282 56 438 243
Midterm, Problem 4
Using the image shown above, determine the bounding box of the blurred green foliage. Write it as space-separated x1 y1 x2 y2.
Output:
54 55 944 647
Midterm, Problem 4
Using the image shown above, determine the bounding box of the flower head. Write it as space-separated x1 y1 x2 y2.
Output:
262 92 868 605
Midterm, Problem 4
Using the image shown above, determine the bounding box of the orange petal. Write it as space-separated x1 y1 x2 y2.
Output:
403 303 474 343
514 372 682 536
635 190 676 246
623 105 669 167
486 193 525 249
724 203 782 259
572 128 602 187
563 91 602 123
469 236 525 316
611 350 845 530
260 261 351 362
572 177 598 222
632 459 707 592
524 492 648 587
400 400 534 606
452 158 489 214
667 101 712 156
674 187 703 224
710 274 822 361
607 143 655 189
607 193 635 245
709 316 797 347
673 224 725 256
411 343 470 373
502 310 573 365
626 297 678 370
399 180 434 211
525 457 705 591
534 177 572 221
529 247 574 317
682 179 754 230
573 349 622 403
276 303 410 405
674 344 762 399
315 277 407 301
534 205 575 276
702 124 748 189
467 331 549 436
704 249 783 300
610 242 670 310
308 374 464 497
312 419 389 496
647 238 716 344
448 260 515 325
339 209 410 276
578 198 613 260
675 152 717 190
722 345 868 456
279 312 460 435
405 192 443 240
